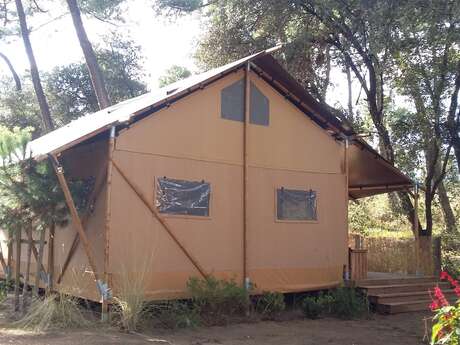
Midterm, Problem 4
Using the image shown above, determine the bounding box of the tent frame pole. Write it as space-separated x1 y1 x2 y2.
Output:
49 154 105 296
102 126 115 321
243 62 250 290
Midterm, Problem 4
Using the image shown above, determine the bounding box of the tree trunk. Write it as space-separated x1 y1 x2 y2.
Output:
0 52 21 91
436 179 456 233
345 64 353 122
15 0 54 132
66 0 111 110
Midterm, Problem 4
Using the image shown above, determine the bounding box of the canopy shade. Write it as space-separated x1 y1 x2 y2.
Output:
348 139 413 199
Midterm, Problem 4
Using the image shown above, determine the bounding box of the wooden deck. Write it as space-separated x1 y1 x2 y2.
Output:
356 273 451 314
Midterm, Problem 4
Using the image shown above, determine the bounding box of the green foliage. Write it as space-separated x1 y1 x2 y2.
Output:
145 300 200 329
187 276 250 325
45 35 147 125
301 288 368 320
158 65 192 87
301 296 325 319
328 288 369 320
254 291 285 317
0 126 93 236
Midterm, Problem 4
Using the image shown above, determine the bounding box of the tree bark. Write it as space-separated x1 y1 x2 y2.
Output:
66 0 111 110
15 0 54 132
345 64 353 122
0 52 21 91
437 180 456 233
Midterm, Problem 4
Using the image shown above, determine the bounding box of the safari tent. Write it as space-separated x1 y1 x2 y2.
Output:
1 48 414 305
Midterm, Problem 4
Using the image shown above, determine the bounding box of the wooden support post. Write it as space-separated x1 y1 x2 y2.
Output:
243 63 250 290
102 126 115 322
13 230 21 311
111 159 208 279
50 154 104 295
24 228 47 281
433 236 441 278
33 229 46 296
0 246 7 275
7 238 13 281
46 223 55 294
22 227 33 310
344 137 351 278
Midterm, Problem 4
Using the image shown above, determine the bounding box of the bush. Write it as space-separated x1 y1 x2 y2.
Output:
301 295 326 319
187 276 250 325
328 287 368 319
254 291 285 318
144 301 200 329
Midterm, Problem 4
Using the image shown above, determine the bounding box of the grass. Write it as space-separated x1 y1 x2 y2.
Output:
12 293 91 332
112 265 148 332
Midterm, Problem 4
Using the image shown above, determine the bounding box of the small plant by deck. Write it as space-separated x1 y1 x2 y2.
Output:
145 300 200 329
430 271 460 345
187 276 250 325
301 288 368 320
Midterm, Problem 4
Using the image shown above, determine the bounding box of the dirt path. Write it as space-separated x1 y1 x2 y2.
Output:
0 312 430 345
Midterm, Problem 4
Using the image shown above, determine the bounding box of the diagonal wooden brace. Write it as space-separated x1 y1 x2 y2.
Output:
57 169 107 284
111 159 208 279
49 154 106 298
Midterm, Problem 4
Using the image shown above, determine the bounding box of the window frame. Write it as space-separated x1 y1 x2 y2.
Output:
154 176 213 220
274 186 319 224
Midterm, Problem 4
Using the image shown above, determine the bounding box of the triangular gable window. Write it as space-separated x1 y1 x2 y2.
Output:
220 79 270 126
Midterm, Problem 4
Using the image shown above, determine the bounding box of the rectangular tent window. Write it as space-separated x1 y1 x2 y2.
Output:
156 177 211 216
276 188 317 221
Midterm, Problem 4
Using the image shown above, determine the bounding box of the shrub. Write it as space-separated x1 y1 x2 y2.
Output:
254 291 285 317
187 276 250 325
145 300 200 329
328 287 368 319
301 295 326 319
430 271 460 345
13 293 91 332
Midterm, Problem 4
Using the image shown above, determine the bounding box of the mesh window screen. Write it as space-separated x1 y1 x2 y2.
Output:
156 177 211 216
276 188 317 221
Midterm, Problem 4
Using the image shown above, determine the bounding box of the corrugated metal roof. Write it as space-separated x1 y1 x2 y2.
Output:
27 50 267 160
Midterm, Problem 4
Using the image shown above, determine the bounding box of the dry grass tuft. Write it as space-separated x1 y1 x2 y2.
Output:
112 265 147 332
13 293 91 332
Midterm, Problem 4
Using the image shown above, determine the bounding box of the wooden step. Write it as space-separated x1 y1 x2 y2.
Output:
361 282 450 295
376 299 433 314
356 276 437 286
369 290 458 304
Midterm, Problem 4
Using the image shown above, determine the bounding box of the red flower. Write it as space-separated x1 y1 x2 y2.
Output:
441 271 450 280
454 287 460 297
430 300 440 311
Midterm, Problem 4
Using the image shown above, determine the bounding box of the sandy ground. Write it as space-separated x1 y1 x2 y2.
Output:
0 310 431 345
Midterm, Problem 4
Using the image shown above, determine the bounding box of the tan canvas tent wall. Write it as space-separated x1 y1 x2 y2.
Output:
2 48 413 302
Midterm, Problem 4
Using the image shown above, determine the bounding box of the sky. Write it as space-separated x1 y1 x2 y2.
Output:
0 0 353 109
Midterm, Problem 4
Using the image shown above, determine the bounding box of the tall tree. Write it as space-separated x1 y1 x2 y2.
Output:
14 0 54 132
66 0 111 109
158 65 191 87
